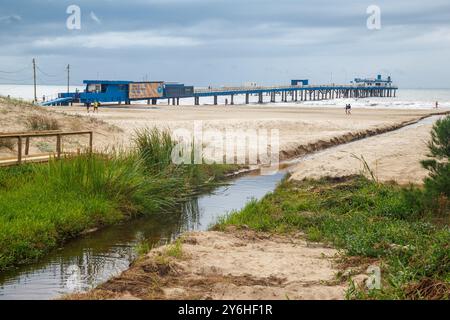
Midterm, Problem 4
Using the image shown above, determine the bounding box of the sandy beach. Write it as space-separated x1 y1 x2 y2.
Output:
290 119 440 184
54 104 447 183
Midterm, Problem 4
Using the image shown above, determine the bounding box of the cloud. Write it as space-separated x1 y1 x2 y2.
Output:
0 0 450 87
0 15 21 24
32 31 203 49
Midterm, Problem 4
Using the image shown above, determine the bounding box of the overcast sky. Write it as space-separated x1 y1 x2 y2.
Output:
1 0 449 87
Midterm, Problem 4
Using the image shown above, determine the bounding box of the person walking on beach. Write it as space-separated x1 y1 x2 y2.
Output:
345 104 352 115
93 101 100 113
435 101 439 109
86 102 91 113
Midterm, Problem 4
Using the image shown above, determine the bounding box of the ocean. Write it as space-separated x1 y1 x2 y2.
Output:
1 84 449 110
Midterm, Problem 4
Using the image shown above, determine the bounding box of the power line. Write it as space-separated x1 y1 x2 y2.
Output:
36 65 61 78
0 65 30 74
0 75 33 82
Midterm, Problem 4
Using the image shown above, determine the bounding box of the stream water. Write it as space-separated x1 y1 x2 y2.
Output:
0 114 445 300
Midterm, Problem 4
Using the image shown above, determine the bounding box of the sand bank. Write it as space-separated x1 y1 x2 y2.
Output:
68 229 354 300
289 118 442 184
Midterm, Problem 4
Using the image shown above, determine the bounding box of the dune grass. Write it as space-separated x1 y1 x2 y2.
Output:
0 138 15 150
25 114 60 131
216 176 449 300
0 128 238 271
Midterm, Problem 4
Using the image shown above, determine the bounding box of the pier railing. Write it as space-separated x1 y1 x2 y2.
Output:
0 130 93 166
194 83 396 94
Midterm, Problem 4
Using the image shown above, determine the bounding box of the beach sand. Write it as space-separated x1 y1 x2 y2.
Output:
57 104 440 151
55 104 446 183
68 229 354 300
289 120 438 184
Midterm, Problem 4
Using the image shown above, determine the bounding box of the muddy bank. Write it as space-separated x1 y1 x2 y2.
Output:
67 229 353 300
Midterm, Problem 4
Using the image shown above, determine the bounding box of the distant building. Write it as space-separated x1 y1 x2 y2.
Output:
354 75 393 87
59 80 192 104
243 82 258 88
291 79 309 86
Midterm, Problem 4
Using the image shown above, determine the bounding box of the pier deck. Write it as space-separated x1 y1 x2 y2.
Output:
191 84 398 105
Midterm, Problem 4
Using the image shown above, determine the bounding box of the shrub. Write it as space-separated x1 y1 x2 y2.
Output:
421 115 450 199
26 114 60 131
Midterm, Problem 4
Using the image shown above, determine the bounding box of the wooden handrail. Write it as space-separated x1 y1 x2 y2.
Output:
0 130 93 165
0 130 92 139
0 130 62 136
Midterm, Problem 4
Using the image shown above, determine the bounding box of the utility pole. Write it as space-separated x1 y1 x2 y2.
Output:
32 58 37 103
67 64 70 93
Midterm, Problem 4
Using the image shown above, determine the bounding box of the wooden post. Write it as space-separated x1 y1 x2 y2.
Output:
56 134 61 159
89 132 93 153
17 136 22 164
67 64 70 94
32 59 37 103
25 137 30 156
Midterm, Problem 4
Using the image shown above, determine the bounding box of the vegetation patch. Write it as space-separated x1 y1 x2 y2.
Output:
25 114 60 131
216 176 449 299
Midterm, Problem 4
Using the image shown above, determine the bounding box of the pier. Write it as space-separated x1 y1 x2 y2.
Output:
192 83 397 106
41 75 397 107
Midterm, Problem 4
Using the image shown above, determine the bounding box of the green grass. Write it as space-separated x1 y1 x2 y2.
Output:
0 128 238 271
164 238 183 259
216 176 449 300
